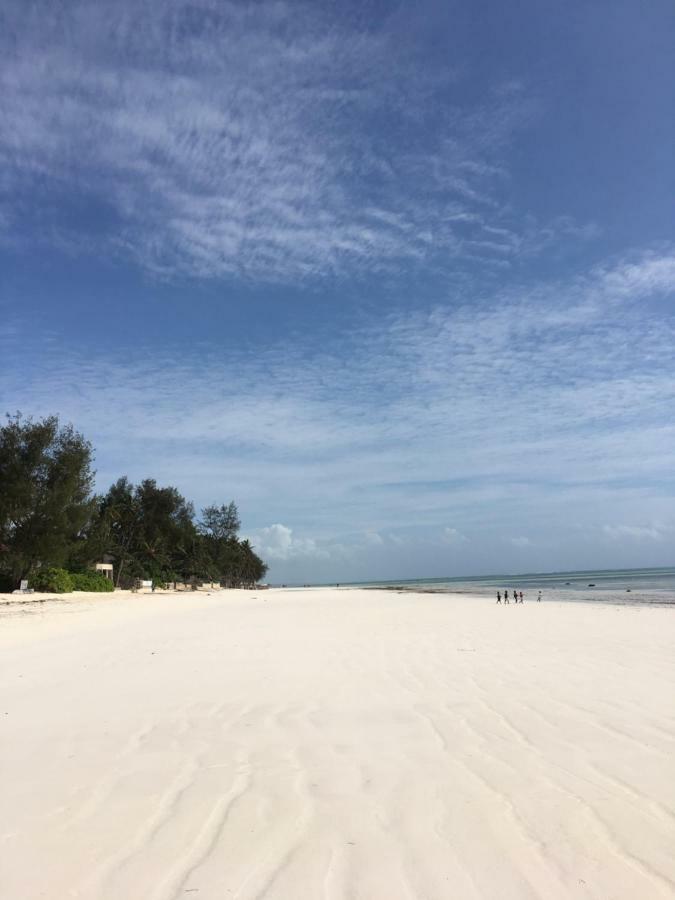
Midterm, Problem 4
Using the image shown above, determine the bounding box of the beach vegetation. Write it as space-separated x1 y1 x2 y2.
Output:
0 413 95 589
30 567 75 593
199 502 241 541
0 413 268 591
70 572 115 592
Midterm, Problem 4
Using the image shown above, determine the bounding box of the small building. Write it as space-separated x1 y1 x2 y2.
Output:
94 562 114 581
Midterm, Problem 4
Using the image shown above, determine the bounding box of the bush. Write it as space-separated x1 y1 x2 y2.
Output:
0 573 15 593
70 572 115 592
30 567 74 593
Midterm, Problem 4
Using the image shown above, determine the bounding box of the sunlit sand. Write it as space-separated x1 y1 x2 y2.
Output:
1 588 674 899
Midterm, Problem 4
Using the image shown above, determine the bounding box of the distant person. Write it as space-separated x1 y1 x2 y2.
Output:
519 591 524 603
497 591 501 604
504 589 510 604
537 590 542 602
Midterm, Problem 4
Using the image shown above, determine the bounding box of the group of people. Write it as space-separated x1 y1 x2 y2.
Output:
497 589 542 603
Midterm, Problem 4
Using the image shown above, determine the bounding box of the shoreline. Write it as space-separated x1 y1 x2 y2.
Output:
4 580 675 608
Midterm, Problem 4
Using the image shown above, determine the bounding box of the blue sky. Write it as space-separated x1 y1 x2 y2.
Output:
1 0 674 582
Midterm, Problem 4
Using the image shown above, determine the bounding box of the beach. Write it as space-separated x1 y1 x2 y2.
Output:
1 587 674 899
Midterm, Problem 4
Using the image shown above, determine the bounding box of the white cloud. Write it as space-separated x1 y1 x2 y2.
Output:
592 254 675 300
442 527 467 544
602 524 668 542
0 0 595 282
2 248 675 578
247 524 329 561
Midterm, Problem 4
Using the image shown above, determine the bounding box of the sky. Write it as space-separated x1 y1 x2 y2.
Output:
1 0 674 583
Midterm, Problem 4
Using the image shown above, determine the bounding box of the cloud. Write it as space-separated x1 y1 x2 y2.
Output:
2 247 675 578
247 524 329 561
0 0 594 282
592 253 675 300
509 537 532 548
442 527 467 544
602 524 668 542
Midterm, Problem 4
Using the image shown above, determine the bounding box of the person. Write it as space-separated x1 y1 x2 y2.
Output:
504 589 509 604
537 590 542 602
519 591 524 603
497 591 501 603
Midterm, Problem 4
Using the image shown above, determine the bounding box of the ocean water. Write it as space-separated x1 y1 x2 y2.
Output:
350 567 675 607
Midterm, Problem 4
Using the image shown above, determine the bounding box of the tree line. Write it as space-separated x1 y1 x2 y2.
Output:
0 413 267 591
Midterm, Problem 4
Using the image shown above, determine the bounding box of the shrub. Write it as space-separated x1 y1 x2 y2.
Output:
30 567 74 593
70 572 114 592
0 573 14 593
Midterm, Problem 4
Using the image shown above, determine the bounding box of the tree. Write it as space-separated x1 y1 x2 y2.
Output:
0 414 95 589
237 539 268 587
199 502 241 541
0 412 268 591
196 503 267 586
95 478 198 586
97 477 142 586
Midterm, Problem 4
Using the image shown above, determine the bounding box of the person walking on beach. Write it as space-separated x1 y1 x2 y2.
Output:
519 591 524 603
497 591 501 603
537 590 542 602
504 589 510 604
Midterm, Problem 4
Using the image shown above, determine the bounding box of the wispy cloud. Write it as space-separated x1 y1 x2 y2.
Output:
602 524 668 542
3 246 674 577
0 0 594 282
442 527 467 544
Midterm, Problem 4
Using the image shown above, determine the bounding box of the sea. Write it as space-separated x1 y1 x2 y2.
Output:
343 567 675 607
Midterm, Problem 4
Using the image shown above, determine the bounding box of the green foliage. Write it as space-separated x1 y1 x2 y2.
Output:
30 567 74 593
196 502 266 586
199 502 241 541
0 413 95 588
70 572 114 592
1 412 269 592
98 478 199 586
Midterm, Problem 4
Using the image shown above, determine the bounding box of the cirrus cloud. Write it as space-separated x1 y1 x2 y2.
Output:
0 0 595 282
2 248 674 580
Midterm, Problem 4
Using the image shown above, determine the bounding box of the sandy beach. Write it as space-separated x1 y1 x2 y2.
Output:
1 587 674 899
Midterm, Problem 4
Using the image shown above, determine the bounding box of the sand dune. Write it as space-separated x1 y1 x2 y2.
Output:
1 588 674 899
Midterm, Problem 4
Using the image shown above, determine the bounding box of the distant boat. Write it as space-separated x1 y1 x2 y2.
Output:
588 583 596 587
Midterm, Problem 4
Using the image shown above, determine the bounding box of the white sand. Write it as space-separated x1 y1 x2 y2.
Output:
1 587 674 899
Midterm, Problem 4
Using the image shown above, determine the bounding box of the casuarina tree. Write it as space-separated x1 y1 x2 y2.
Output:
0 414 95 589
